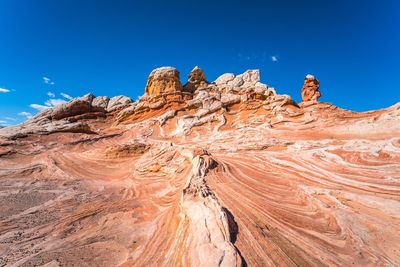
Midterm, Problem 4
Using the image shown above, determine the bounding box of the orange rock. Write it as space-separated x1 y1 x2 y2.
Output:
145 66 183 96
301 74 321 102
184 66 208 93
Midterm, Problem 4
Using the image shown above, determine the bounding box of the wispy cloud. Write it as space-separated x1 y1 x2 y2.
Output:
18 112 32 119
45 99 67 107
30 104 50 111
0 87 11 93
234 51 274 63
271 56 278 62
0 120 7 124
30 97 68 111
47 91 55 98
60 92 73 100
43 77 55 85
236 53 255 61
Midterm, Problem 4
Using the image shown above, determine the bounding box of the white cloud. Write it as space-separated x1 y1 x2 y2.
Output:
18 112 32 119
30 104 50 111
0 88 10 93
271 56 278 62
60 92 73 100
4 117 16 121
43 77 55 85
0 120 7 124
30 97 67 111
45 98 67 107
29 90 72 113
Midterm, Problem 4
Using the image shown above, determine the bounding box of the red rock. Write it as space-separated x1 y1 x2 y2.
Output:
301 74 321 102
184 66 208 93
145 66 183 96
0 67 399 266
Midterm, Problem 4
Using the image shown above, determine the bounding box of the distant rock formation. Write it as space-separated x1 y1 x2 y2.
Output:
114 67 295 127
0 92 132 138
301 74 321 102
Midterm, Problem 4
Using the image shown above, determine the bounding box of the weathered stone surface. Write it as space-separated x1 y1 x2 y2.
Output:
214 73 235 86
184 66 208 93
214 69 268 93
51 99 93 120
92 96 110 109
107 95 133 112
145 66 183 96
301 74 321 102
78 93 95 104
221 94 241 106
0 94 109 138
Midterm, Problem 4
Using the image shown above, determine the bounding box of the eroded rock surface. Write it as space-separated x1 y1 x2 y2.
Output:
301 74 321 102
0 67 399 267
184 66 208 93
145 66 183 96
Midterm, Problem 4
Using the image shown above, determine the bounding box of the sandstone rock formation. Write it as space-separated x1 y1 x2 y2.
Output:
145 66 183 96
0 93 131 139
92 96 110 109
301 74 321 102
107 95 133 112
0 67 399 266
183 66 208 93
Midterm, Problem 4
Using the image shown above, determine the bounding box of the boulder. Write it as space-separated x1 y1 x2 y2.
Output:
301 74 321 102
145 67 183 96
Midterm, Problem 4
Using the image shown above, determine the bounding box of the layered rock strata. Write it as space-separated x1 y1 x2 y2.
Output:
0 66 399 266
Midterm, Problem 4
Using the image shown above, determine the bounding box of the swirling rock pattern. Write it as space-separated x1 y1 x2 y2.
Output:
0 67 399 266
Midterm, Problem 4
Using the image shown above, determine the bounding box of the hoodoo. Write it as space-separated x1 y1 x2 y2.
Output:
301 74 322 102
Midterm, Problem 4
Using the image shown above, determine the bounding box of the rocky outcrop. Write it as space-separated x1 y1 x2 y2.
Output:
50 99 95 120
115 68 287 129
92 96 110 109
214 69 267 92
301 74 321 102
183 66 208 93
145 67 183 96
176 149 242 266
78 93 96 104
0 93 131 139
106 95 133 112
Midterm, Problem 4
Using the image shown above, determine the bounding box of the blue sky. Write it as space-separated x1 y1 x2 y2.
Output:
0 0 399 125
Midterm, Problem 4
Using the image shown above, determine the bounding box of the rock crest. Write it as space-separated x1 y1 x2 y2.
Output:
145 67 183 96
301 74 321 102
184 66 208 93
